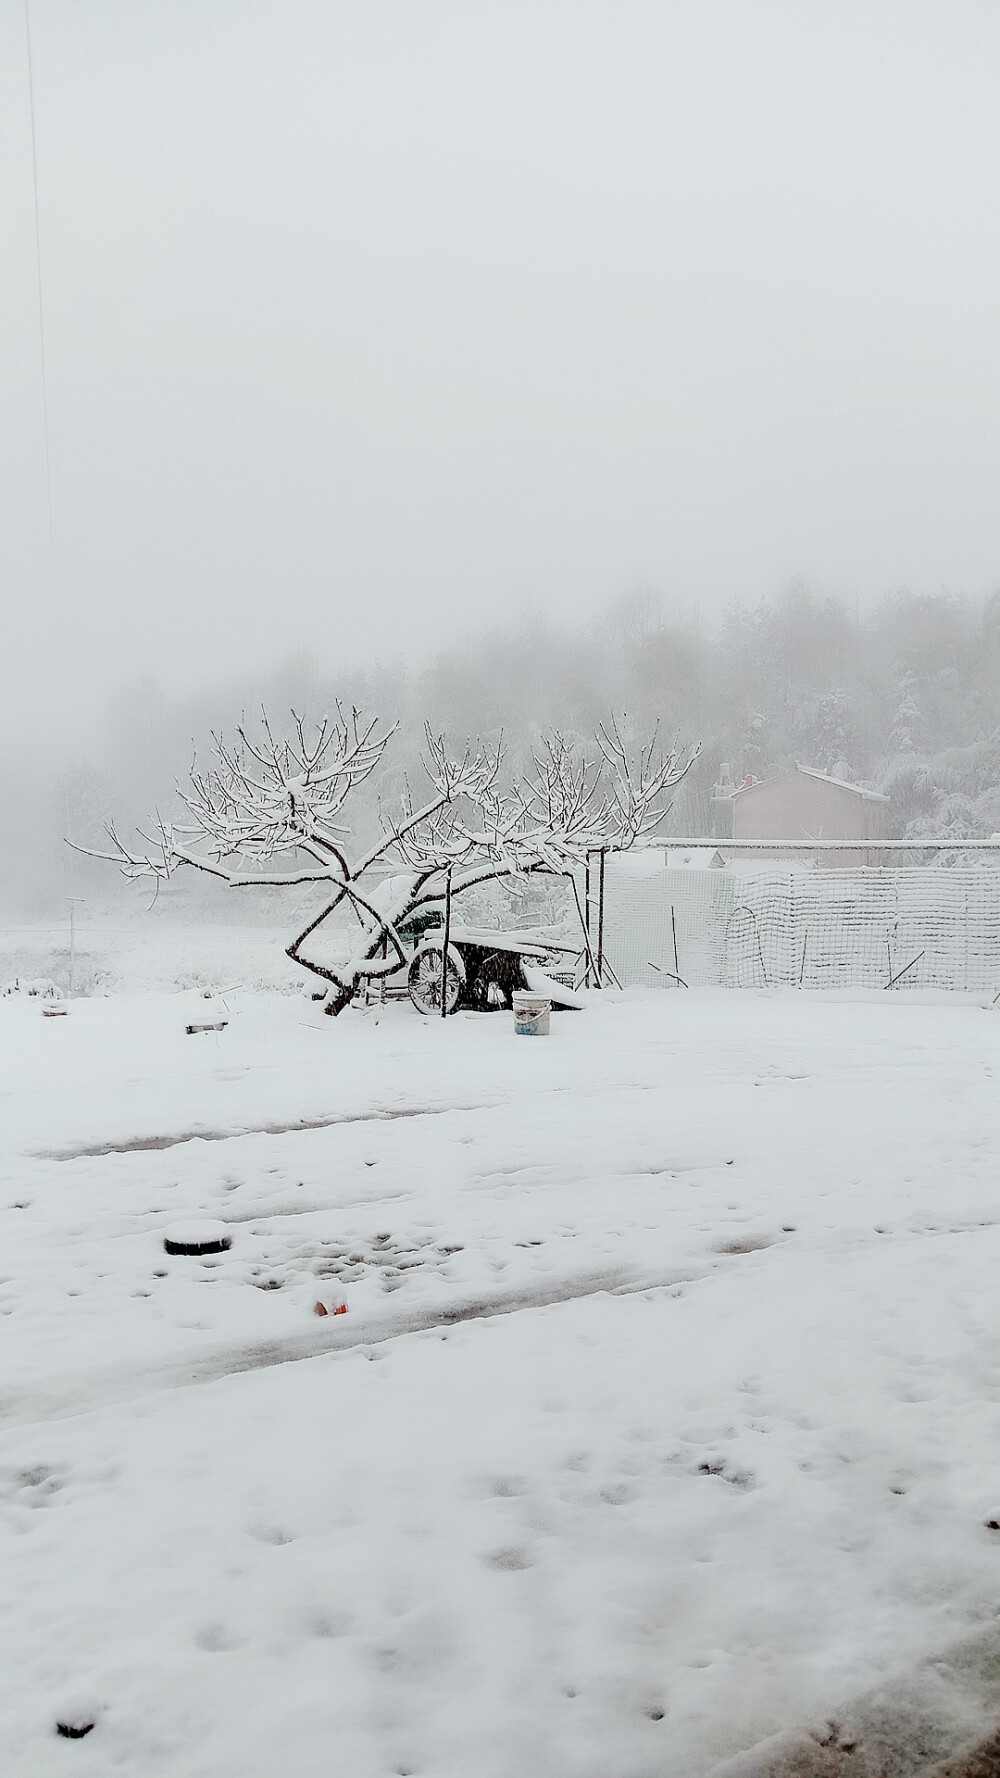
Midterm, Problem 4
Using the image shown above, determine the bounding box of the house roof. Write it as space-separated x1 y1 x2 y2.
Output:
733 765 888 803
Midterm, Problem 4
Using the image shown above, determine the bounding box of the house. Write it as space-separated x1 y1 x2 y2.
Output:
711 764 889 861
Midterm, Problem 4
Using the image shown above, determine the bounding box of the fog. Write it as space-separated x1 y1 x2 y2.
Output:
4 2 1000 905
4 581 1000 917
5 0 1000 749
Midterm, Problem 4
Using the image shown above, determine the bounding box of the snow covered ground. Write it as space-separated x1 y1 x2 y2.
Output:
3 961 1000 1775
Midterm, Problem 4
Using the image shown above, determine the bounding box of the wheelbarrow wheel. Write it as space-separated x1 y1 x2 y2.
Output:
407 942 465 1016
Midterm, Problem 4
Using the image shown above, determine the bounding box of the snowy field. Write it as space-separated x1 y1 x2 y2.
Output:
3 957 1000 1776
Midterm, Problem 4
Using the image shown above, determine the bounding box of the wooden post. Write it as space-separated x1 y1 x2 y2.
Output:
440 865 453 1017
584 853 593 987
568 872 600 989
67 897 84 999
596 849 606 988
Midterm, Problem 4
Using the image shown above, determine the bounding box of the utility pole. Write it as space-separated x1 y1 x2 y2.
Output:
67 898 84 998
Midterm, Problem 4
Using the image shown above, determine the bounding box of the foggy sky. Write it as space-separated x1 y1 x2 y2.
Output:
4 0 1000 749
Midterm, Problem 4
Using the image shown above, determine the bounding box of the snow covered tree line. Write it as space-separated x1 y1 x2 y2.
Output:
10 582 1000 918
89 708 697 1013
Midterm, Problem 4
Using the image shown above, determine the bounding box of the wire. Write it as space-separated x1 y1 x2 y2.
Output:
23 2 55 590
24 0 78 905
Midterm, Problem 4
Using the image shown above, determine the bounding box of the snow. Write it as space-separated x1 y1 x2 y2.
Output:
3 948 1000 1775
792 765 889 802
520 964 585 1008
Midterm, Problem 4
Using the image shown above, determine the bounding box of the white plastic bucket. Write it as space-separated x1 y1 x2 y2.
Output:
512 991 551 1036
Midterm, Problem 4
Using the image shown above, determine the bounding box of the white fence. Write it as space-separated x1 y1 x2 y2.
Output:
595 865 1000 993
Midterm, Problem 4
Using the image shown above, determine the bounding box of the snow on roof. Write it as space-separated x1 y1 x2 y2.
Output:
794 765 889 801
733 765 888 803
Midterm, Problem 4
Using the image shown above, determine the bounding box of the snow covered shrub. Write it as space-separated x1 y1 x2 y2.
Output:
2 977 62 999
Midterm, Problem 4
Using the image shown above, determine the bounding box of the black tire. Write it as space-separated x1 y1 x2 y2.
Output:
407 944 465 1016
163 1221 233 1256
164 1235 231 1256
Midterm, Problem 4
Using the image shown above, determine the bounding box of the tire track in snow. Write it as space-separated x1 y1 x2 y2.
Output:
34 1099 499 1161
32 1079 675 1164
0 1262 708 1431
706 1622 1000 1777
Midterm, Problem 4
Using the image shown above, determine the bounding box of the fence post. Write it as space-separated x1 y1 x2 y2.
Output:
440 866 453 1017
596 849 606 988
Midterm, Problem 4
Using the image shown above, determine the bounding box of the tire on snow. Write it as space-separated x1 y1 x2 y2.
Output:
163 1220 234 1256
407 942 466 1016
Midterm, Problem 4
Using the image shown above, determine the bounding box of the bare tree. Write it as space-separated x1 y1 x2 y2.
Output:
89 707 698 1013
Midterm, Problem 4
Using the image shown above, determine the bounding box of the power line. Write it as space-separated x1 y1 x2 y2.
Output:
24 0 79 916
23 0 58 626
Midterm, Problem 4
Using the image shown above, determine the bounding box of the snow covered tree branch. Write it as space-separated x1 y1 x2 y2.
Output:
83 709 699 1014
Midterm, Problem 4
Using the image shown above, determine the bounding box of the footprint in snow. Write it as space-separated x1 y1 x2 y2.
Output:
491 1475 528 1498
302 1606 353 1639
1 1462 68 1507
482 1546 535 1571
600 1481 636 1505
195 1622 246 1652
696 1459 755 1489
713 1234 776 1255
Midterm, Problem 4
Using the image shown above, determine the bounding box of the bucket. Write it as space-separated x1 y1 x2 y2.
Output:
512 991 551 1036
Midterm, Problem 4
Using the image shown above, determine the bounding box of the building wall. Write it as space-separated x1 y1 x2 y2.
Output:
732 774 888 844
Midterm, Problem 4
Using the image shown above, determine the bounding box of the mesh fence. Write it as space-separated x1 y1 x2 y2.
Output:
595 866 735 989
595 865 1000 993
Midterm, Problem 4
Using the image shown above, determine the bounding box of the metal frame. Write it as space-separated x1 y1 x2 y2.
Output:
646 839 1000 853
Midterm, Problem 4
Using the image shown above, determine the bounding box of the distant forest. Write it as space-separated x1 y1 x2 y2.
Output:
11 583 1000 913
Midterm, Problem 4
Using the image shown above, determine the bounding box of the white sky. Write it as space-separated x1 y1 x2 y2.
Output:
3 0 1000 745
